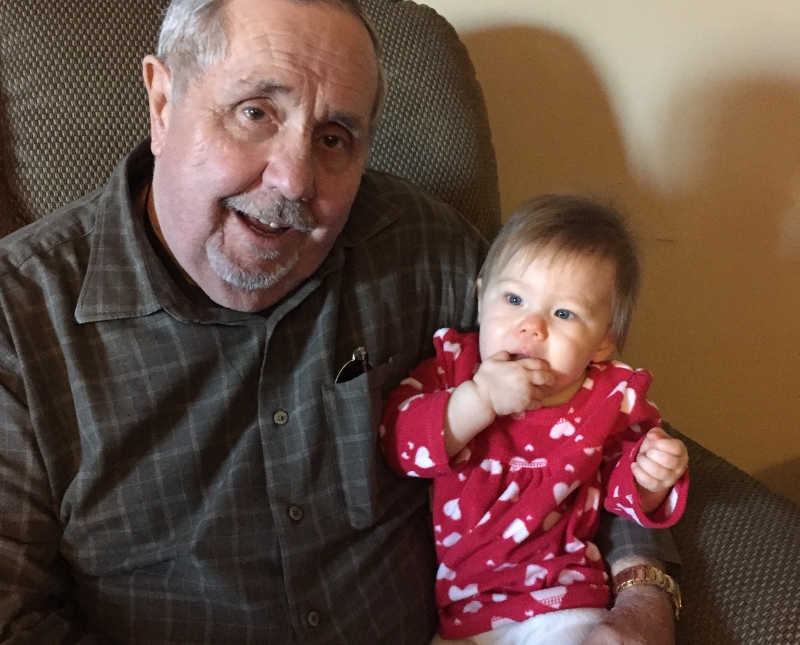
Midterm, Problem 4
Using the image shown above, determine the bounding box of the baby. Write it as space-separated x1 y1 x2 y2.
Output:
381 194 689 644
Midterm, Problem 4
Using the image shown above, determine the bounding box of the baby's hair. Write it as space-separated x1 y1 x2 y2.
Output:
478 194 640 349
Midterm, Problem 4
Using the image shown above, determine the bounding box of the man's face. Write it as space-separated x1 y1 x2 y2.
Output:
145 0 379 311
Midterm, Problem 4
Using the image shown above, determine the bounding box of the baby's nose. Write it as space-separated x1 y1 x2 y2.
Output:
517 313 547 340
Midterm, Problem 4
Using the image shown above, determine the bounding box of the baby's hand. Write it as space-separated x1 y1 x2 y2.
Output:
632 427 688 496
472 351 552 417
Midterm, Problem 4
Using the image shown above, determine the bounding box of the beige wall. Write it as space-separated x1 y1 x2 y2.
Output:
425 1 800 503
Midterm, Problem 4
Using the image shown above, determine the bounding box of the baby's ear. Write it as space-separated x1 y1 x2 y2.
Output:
592 333 616 363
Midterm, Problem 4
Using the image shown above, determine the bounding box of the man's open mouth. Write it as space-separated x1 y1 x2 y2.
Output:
234 209 291 236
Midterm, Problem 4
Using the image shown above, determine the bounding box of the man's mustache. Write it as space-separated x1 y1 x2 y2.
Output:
223 193 316 232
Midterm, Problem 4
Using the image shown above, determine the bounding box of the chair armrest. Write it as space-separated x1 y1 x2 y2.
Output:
668 424 800 644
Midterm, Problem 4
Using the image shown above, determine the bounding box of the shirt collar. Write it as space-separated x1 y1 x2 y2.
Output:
75 142 402 324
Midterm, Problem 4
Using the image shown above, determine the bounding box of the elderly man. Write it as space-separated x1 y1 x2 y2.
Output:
0 0 678 642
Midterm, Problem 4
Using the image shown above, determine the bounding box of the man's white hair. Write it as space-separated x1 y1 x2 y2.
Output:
156 0 385 126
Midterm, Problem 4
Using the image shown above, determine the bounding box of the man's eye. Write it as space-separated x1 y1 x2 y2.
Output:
242 106 265 120
554 308 574 320
505 293 522 306
320 134 345 149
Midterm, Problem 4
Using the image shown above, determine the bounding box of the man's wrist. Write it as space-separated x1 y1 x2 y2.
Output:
613 563 682 620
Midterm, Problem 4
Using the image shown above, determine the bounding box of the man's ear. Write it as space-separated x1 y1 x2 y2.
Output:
142 55 173 157
592 333 616 363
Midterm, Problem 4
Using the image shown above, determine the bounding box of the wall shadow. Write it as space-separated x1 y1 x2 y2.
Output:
461 26 634 215
460 24 800 498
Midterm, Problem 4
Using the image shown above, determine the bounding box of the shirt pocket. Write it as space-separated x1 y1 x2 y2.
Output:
321 355 423 530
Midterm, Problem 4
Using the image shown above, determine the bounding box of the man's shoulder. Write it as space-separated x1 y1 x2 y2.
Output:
0 192 98 278
347 169 486 246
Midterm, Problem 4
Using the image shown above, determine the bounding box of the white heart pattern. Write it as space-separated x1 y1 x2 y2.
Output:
436 563 457 581
492 617 516 629
449 583 479 601
498 481 520 502
463 600 483 614
443 341 462 359
558 569 586 585
442 532 463 547
666 487 679 514
480 459 503 475
550 419 576 439
553 481 580 505
443 498 462 520
621 387 637 414
608 381 627 398
398 393 424 412
524 564 547 586
502 518 530 543
414 446 435 469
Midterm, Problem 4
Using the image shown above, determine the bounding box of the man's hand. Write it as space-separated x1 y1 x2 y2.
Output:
631 427 688 513
472 350 552 417
582 584 675 645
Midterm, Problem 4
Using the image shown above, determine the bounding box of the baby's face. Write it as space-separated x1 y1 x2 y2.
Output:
478 248 617 403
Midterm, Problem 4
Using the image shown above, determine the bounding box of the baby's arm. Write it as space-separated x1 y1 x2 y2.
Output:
444 350 552 456
603 367 689 527
632 427 689 513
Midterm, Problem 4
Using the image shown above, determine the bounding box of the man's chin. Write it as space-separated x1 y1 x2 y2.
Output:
195 252 299 311
207 243 297 290
203 275 295 312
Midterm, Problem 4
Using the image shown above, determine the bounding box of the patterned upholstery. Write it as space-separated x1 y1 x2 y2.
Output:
0 2 797 644
671 427 800 644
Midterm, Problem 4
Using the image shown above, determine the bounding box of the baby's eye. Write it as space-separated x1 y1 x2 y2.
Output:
554 308 574 320
505 293 523 306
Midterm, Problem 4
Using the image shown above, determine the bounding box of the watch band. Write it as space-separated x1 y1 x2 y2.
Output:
612 564 682 620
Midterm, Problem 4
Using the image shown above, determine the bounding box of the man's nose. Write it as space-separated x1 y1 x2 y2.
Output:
262 135 316 202
517 313 547 340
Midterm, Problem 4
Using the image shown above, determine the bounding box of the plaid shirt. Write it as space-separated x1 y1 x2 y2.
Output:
0 142 677 644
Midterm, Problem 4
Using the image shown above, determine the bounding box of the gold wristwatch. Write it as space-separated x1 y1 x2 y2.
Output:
612 564 682 620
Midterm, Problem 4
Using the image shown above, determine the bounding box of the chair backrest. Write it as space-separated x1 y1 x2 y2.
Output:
0 0 500 239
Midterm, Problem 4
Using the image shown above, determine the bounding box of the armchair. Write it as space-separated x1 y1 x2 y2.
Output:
1 1 798 643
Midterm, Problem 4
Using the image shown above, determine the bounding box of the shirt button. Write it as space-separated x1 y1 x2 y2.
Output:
273 409 289 425
288 505 304 522
306 610 320 628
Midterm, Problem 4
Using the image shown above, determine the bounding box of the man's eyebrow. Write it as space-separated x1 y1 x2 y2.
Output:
329 112 365 138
